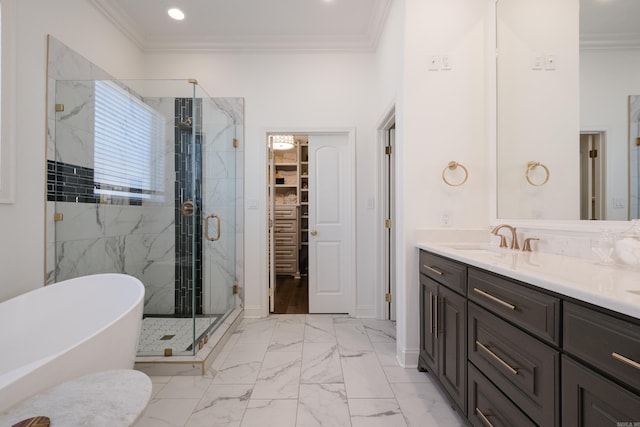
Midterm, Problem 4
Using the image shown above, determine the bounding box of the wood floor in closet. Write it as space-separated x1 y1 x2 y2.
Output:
274 276 308 314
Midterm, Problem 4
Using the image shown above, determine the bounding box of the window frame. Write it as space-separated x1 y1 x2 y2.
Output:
0 0 17 204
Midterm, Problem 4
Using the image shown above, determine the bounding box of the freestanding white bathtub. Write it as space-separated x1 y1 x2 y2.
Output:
0 273 144 412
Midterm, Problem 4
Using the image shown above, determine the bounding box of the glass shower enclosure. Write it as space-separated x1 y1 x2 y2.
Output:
47 78 242 357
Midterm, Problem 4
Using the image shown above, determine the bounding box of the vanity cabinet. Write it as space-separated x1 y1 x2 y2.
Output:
563 302 640 426
418 249 640 427
418 251 467 414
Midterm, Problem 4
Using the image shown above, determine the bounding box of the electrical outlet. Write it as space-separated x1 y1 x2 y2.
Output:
428 55 441 71
441 211 450 226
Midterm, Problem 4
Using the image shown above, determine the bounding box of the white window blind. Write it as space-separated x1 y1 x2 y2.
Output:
94 80 164 200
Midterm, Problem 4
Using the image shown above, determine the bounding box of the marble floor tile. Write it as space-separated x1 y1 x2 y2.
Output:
155 375 212 399
335 320 374 354
390 381 466 427
348 398 407 427
252 351 301 399
304 315 336 343
362 319 397 343
383 366 431 383
240 399 298 427
135 398 200 427
372 342 398 367
212 342 268 384
184 384 252 427
134 315 467 427
236 318 277 343
301 342 343 384
268 321 305 352
341 352 394 398
297 384 351 427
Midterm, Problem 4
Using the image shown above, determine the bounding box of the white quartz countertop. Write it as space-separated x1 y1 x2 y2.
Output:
417 242 640 320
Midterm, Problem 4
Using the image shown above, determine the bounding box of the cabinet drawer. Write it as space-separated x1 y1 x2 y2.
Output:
275 206 297 219
468 302 559 427
564 302 640 392
276 259 297 274
420 251 467 295
468 364 535 427
562 355 640 426
275 233 297 246
275 246 297 260
274 219 297 233
468 268 560 345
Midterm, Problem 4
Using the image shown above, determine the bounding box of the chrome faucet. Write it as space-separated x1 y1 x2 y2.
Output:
491 224 520 250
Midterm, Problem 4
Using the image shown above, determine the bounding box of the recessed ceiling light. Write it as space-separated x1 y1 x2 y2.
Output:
168 8 185 21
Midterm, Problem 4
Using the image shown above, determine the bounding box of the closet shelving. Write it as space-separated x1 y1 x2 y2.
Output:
298 139 309 276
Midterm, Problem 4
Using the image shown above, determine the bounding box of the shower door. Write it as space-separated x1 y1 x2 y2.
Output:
48 78 238 357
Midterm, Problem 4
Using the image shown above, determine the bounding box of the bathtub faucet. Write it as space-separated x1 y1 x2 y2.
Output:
491 224 520 250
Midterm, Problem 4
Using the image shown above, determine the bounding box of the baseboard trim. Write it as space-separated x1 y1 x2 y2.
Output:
397 348 420 368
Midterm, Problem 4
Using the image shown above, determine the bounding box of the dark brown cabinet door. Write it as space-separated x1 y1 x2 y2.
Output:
562 356 640 427
438 285 467 413
419 274 438 373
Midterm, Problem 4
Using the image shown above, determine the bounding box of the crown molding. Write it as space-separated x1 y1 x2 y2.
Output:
90 0 392 53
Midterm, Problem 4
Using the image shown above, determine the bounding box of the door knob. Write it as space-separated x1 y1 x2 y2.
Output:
310 229 318 236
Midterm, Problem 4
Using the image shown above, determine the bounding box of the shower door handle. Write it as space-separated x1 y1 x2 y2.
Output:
205 214 221 241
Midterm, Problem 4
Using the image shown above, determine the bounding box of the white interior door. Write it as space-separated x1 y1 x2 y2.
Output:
308 133 353 313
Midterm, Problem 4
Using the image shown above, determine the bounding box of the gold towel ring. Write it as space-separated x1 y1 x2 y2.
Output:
442 161 468 187
526 161 550 186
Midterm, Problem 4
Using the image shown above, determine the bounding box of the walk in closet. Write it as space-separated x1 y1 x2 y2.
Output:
269 135 309 313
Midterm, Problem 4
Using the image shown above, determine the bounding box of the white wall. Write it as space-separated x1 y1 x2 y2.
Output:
0 0 143 301
581 48 640 220
142 51 379 317
397 0 492 366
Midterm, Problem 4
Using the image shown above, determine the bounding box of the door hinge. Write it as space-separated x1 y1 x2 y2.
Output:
269 288 274 297
232 283 239 295
233 138 239 148
385 293 392 303
589 149 598 158
385 219 392 229
55 104 64 112
54 212 64 222
385 146 392 156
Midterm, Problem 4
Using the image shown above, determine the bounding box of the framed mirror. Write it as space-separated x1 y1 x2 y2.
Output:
496 0 640 221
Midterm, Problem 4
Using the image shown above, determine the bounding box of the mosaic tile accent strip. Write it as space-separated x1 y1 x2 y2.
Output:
47 160 146 205
47 160 98 203
174 97 204 316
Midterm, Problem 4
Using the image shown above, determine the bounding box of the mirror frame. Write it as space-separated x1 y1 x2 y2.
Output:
489 0 634 233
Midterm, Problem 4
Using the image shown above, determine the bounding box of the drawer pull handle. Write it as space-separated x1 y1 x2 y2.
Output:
473 288 516 310
612 352 640 371
476 340 518 375
475 408 495 427
423 265 444 275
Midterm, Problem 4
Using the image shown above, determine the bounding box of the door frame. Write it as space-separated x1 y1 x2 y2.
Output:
264 127 357 316
377 105 396 320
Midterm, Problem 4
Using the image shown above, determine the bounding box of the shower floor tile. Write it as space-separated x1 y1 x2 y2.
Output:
138 317 218 355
